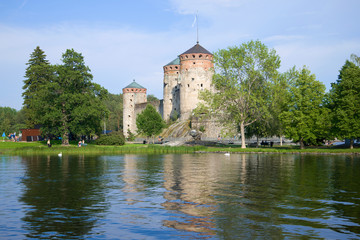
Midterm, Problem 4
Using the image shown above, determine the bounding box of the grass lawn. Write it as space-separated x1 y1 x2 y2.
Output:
0 141 205 155
0 141 359 155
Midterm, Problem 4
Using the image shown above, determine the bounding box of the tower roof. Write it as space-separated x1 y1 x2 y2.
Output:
165 57 180 66
123 80 146 89
180 43 212 55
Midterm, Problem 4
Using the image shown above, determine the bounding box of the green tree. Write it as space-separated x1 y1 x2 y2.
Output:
350 54 360 67
136 104 165 143
267 69 294 145
147 94 159 102
22 46 53 128
280 67 330 149
32 49 108 145
0 107 26 135
197 40 280 148
103 93 123 132
329 59 360 149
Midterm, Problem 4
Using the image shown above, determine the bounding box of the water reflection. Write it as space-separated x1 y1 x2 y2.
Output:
19 155 109 239
160 154 360 239
0 153 358 239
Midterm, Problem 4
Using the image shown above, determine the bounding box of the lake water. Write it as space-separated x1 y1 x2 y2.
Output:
0 153 359 239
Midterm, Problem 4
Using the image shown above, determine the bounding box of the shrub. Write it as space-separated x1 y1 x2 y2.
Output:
96 132 125 145
126 129 136 141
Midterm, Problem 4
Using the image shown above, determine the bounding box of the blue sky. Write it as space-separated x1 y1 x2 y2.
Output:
1 0 359 110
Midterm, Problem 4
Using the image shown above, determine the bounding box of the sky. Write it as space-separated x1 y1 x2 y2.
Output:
0 0 359 110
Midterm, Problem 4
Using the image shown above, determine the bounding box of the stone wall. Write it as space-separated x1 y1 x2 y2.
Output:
191 116 224 139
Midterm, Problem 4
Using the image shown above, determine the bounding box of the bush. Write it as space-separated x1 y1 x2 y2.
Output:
126 129 136 141
96 132 125 145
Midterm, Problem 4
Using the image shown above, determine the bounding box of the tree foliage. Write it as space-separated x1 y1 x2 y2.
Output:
280 67 330 149
95 131 125 145
22 47 108 145
0 107 26 135
329 59 360 148
197 40 281 148
136 104 165 141
103 93 123 132
23 46 53 128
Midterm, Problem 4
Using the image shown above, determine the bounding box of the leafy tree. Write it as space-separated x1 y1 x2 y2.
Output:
267 69 294 145
103 93 123 132
280 67 330 149
136 104 165 143
31 49 108 145
0 107 26 135
22 46 53 128
350 54 360 67
197 40 280 148
329 59 360 149
147 94 159 102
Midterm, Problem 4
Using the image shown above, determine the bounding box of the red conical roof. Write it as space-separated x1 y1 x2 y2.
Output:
180 43 212 55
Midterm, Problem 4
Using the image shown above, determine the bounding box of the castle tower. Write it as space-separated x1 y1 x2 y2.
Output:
163 58 180 122
178 43 214 120
122 80 147 137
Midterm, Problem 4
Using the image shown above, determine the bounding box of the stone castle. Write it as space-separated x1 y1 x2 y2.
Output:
123 42 214 138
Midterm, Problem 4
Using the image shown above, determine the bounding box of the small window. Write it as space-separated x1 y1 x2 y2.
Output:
186 55 188 58
192 78 194 81
175 66 178 69
201 84 203 87
128 115 130 117
130 99 132 101
192 55 195 58
170 66 172 69
193 62 195 64
199 54 202 58
127 125 130 127
187 84 190 87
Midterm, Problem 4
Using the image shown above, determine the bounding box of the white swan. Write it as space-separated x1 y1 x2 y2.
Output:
224 152 230 156
58 152 62 157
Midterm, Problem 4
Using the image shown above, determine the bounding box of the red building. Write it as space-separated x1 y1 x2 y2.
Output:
20 128 42 142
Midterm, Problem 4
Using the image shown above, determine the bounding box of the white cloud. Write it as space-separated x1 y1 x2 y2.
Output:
0 23 198 109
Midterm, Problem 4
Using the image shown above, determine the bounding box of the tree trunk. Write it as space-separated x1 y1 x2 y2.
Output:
61 102 69 146
350 139 354 149
256 136 259 148
279 136 283 146
62 131 69 145
240 121 246 149
300 138 305 150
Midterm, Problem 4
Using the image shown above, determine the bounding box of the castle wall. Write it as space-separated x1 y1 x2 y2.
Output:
179 53 214 120
163 64 180 122
122 87 147 137
191 116 223 139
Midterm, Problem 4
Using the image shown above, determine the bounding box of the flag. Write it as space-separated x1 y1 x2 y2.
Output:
192 15 197 28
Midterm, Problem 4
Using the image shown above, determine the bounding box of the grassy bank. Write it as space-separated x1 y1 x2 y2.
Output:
0 141 205 155
197 145 360 155
0 141 359 155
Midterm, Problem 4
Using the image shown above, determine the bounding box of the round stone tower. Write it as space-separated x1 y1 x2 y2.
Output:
122 80 147 137
163 57 180 122
179 42 214 120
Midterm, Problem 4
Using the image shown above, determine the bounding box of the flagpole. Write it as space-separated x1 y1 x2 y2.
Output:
196 12 199 43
